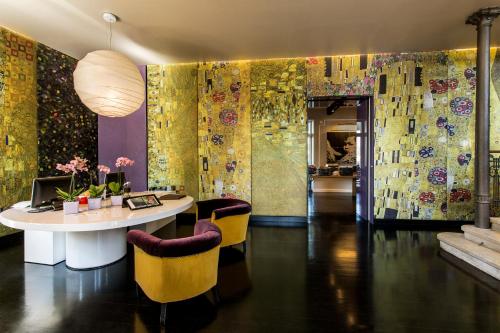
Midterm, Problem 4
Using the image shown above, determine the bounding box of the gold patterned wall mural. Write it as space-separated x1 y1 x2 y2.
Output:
147 63 199 199
492 50 500 152
306 50 499 221
445 50 478 220
250 59 307 216
197 62 251 201
0 28 38 235
374 52 451 220
307 54 382 97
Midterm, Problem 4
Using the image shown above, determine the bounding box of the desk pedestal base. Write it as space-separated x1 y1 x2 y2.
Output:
66 228 127 270
24 230 66 265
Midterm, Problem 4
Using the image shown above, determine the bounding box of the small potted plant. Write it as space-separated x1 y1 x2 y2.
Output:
108 157 135 206
97 164 111 198
88 184 106 210
55 158 87 215
108 181 123 206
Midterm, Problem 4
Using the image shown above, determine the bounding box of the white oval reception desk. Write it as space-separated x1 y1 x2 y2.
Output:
0 195 193 270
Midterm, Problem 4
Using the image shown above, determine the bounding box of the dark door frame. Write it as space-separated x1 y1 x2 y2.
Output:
306 96 374 223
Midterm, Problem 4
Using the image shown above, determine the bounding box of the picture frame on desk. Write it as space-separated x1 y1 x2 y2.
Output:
125 194 162 211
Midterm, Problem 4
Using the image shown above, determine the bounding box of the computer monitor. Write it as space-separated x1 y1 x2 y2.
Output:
31 176 72 208
105 172 126 186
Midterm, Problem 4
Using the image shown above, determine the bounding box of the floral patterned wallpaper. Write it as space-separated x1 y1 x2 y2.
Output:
37 43 98 177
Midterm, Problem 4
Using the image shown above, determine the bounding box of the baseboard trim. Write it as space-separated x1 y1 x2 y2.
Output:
250 215 307 228
374 219 473 230
312 189 352 193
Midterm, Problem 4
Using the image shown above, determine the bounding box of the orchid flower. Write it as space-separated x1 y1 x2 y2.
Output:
70 156 89 172
115 157 135 168
97 164 111 174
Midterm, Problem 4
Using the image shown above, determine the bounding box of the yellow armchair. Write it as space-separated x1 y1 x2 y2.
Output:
127 221 222 326
196 199 252 252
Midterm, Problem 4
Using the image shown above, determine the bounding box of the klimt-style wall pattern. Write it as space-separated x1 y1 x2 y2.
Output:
147 63 198 198
146 49 499 221
197 62 251 201
0 27 99 238
0 28 37 236
250 59 307 216
307 49 500 220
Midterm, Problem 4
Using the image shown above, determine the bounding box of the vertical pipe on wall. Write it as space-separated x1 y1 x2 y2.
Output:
467 8 500 228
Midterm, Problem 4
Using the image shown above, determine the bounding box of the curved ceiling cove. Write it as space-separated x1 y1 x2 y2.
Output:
0 0 499 64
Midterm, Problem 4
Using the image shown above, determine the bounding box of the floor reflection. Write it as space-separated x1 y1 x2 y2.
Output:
217 247 252 302
1 208 499 332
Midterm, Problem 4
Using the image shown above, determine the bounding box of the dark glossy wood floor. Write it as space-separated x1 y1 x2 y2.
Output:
0 194 499 332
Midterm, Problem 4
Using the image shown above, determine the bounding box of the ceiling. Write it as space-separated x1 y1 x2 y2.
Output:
0 0 499 64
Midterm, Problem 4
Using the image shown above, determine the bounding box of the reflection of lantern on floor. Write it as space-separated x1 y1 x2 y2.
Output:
217 247 252 301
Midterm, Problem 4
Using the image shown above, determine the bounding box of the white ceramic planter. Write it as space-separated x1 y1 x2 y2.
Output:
111 195 123 206
88 197 102 210
63 201 79 215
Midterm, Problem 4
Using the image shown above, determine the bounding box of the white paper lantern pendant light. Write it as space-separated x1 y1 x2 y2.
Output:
73 12 145 117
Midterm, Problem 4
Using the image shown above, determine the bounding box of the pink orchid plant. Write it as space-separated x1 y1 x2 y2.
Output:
115 157 135 168
108 156 135 195
55 156 89 202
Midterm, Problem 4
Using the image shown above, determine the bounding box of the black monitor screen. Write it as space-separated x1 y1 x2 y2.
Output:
105 172 126 186
31 176 72 208
105 172 126 196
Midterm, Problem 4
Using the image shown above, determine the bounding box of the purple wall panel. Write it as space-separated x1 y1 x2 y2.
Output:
98 65 147 191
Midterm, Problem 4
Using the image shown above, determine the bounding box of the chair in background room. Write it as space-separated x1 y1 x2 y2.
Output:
196 199 252 253
127 220 222 326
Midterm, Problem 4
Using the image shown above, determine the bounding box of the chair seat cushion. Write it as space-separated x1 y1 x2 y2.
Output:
127 221 221 258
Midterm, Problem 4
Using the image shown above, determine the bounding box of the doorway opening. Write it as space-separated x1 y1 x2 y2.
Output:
307 96 374 222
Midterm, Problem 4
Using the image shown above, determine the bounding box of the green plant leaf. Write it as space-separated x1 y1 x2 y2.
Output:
56 187 84 202
108 182 122 195
88 184 106 198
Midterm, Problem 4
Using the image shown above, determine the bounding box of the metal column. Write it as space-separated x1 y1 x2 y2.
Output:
466 7 500 228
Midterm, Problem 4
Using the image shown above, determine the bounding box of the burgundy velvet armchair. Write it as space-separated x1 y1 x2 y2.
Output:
127 220 222 326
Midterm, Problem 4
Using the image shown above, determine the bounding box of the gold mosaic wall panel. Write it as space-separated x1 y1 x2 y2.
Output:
251 59 307 216
492 50 500 152
445 50 478 220
373 52 449 220
307 54 377 97
0 28 37 235
147 64 199 199
198 62 251 201
491 50 500 216
306 50 498 221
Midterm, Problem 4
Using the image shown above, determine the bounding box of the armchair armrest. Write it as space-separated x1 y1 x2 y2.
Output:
212 203 252 220
196 198 250 220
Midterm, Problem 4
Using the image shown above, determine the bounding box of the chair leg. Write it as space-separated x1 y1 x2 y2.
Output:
211 285 221 305
242 241 247 255
160 303 167 326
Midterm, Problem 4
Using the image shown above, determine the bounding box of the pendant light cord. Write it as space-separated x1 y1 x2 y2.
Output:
108 21 112 49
